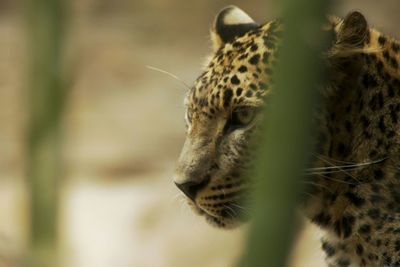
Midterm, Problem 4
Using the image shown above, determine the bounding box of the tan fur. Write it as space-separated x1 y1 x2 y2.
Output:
175 6 400 267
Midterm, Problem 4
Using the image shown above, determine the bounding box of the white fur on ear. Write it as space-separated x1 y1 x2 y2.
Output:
220 6 255 25
211 6 259 51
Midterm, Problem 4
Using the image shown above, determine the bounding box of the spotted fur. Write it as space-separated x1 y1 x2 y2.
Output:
174 6 400 267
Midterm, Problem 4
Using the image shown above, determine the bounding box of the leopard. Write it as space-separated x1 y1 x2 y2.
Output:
174 5 400 267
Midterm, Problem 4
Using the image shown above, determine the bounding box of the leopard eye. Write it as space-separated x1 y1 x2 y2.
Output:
224 107 257 133
234 108 255 126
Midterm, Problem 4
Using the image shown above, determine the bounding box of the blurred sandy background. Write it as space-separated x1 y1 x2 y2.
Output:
0 1 399 267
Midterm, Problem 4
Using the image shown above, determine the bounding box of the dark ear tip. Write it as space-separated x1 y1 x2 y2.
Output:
213 6 258 44
343 11 367 29
336 10 368 48
215 6 237 30
345 11 364 20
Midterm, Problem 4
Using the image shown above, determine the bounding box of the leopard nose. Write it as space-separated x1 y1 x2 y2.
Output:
174 176 210 201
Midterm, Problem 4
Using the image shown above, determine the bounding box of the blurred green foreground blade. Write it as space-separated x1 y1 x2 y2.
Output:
25 0 66 266
239 0 331 266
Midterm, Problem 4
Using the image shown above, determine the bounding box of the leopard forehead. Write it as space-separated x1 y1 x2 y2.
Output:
186 20 282 116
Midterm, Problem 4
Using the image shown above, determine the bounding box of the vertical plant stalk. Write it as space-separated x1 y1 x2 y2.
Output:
239 0 331 266
25 0 66 266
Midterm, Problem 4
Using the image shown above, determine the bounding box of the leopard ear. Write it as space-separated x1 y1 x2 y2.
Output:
328 12 369 94
211 6 259 51
335 11 368 50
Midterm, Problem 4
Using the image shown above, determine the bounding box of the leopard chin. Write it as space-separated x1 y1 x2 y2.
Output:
186 195 250 229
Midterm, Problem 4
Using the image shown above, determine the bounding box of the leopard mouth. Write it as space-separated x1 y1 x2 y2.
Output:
193 204 231 228
188 198 249 228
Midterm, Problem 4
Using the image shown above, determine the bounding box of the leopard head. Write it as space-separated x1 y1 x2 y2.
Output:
174 6 370 229
173 6 279 228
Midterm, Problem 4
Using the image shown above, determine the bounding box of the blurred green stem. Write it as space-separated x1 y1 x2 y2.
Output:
25 0 66 266
239 1 331 266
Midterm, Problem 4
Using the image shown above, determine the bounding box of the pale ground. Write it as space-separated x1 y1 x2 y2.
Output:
0 1 399 267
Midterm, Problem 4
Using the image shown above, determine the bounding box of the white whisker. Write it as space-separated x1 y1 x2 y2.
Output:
311 154 363 183
146 65 191 90
312 153 358 165
305 168 362 175
223 204 238 218
306 157 387 171
313 173 358 185
230 202 246 211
